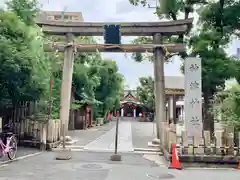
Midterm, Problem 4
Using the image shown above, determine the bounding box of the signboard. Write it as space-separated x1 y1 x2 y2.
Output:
184 57 203 137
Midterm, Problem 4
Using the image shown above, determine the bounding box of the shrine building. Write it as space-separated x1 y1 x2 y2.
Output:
120 76 185 124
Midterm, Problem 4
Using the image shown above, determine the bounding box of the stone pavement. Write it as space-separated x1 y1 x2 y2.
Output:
67 121 115 147
66 118 158 152
0 151 240 180
131 119 157 149
84 120 134 152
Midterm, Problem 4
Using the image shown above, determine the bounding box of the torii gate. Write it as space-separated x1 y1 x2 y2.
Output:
36 16 193 158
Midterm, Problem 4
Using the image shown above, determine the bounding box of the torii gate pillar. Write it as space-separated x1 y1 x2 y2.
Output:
153 33 166 145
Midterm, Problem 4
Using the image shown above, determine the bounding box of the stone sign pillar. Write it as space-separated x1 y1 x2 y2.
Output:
184 57 203 137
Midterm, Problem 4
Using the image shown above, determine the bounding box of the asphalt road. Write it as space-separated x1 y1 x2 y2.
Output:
0 146 40 163
1 118 239 179
0 151 239 180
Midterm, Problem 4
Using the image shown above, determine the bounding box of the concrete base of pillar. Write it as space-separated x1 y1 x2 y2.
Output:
55 148 71 160
152 138 160 145
110 154 122 161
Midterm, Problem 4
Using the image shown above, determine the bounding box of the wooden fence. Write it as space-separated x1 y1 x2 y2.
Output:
0 117 61 150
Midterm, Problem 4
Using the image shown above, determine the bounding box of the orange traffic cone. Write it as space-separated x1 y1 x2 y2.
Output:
237 160 240 169
107 112 111 121
168 144 182 170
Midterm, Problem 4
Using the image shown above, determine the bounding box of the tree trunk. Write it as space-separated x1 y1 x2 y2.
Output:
203 91 214 135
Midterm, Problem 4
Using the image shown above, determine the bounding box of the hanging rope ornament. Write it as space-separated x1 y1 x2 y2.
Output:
162 46 170 58
73 41 77 54
54 48 59 57
145 50 152 60
96 48 99 53
124 50 128 58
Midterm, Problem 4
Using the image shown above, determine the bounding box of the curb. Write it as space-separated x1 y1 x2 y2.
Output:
183 167 236 170
0 152 42 166
52 146 84 152
148 142 160 148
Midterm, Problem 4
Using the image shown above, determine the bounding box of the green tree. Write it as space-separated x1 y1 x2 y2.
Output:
0 0 57 120
94 60 124 118
1 0 125 124
188 29 236 132
129 0 240 134
187 0 240 132
128 0 206 62
0 11 49 110
6 0 39 25
136 76 155 112
211 85 240 131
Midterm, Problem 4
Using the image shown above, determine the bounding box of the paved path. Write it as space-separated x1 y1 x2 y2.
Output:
84 120 134 152
67 121 115 146
131 119 156 149
66 117 158 152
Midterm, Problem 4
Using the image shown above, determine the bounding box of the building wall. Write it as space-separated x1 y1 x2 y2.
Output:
39 11 84 22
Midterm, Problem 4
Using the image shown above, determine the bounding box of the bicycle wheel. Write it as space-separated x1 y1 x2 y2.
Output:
7 136 17 160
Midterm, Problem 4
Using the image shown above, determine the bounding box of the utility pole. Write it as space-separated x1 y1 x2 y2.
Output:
110 111 121 161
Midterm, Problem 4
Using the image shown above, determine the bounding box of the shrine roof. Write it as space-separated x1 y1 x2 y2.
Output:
124 90 137 97
120 100 141 105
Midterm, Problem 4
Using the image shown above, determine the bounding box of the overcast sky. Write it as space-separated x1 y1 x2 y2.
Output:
1 0 240 89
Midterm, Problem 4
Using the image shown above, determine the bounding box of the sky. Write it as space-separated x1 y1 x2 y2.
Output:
38 0 186 89
1 0 240 89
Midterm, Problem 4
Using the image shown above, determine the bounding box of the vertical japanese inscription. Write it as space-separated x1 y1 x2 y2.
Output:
184 57 203 137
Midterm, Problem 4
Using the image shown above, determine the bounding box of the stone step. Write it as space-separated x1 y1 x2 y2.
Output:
134 151 163 155
148 142 160 148
52 145 84 152
134 147 161 152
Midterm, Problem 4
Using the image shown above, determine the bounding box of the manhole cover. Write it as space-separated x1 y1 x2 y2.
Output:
146 173 175 179
81 164 102 169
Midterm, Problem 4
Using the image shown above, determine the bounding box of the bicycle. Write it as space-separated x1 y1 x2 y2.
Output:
0 124 18 160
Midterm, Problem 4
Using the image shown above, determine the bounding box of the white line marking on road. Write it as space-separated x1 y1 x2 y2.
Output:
0 152 42 167
0 164 8 168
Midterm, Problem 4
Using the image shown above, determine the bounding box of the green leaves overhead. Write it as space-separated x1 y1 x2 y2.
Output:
128 0 240 133
212 85 240 131
0 10 47 105
136 76 155 111
0 0 124 121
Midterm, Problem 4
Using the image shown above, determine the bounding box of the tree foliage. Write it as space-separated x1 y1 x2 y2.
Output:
0 3 49 109
128 0 240 133
0 0 124 122
136 76 155 111
211 85 240 131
